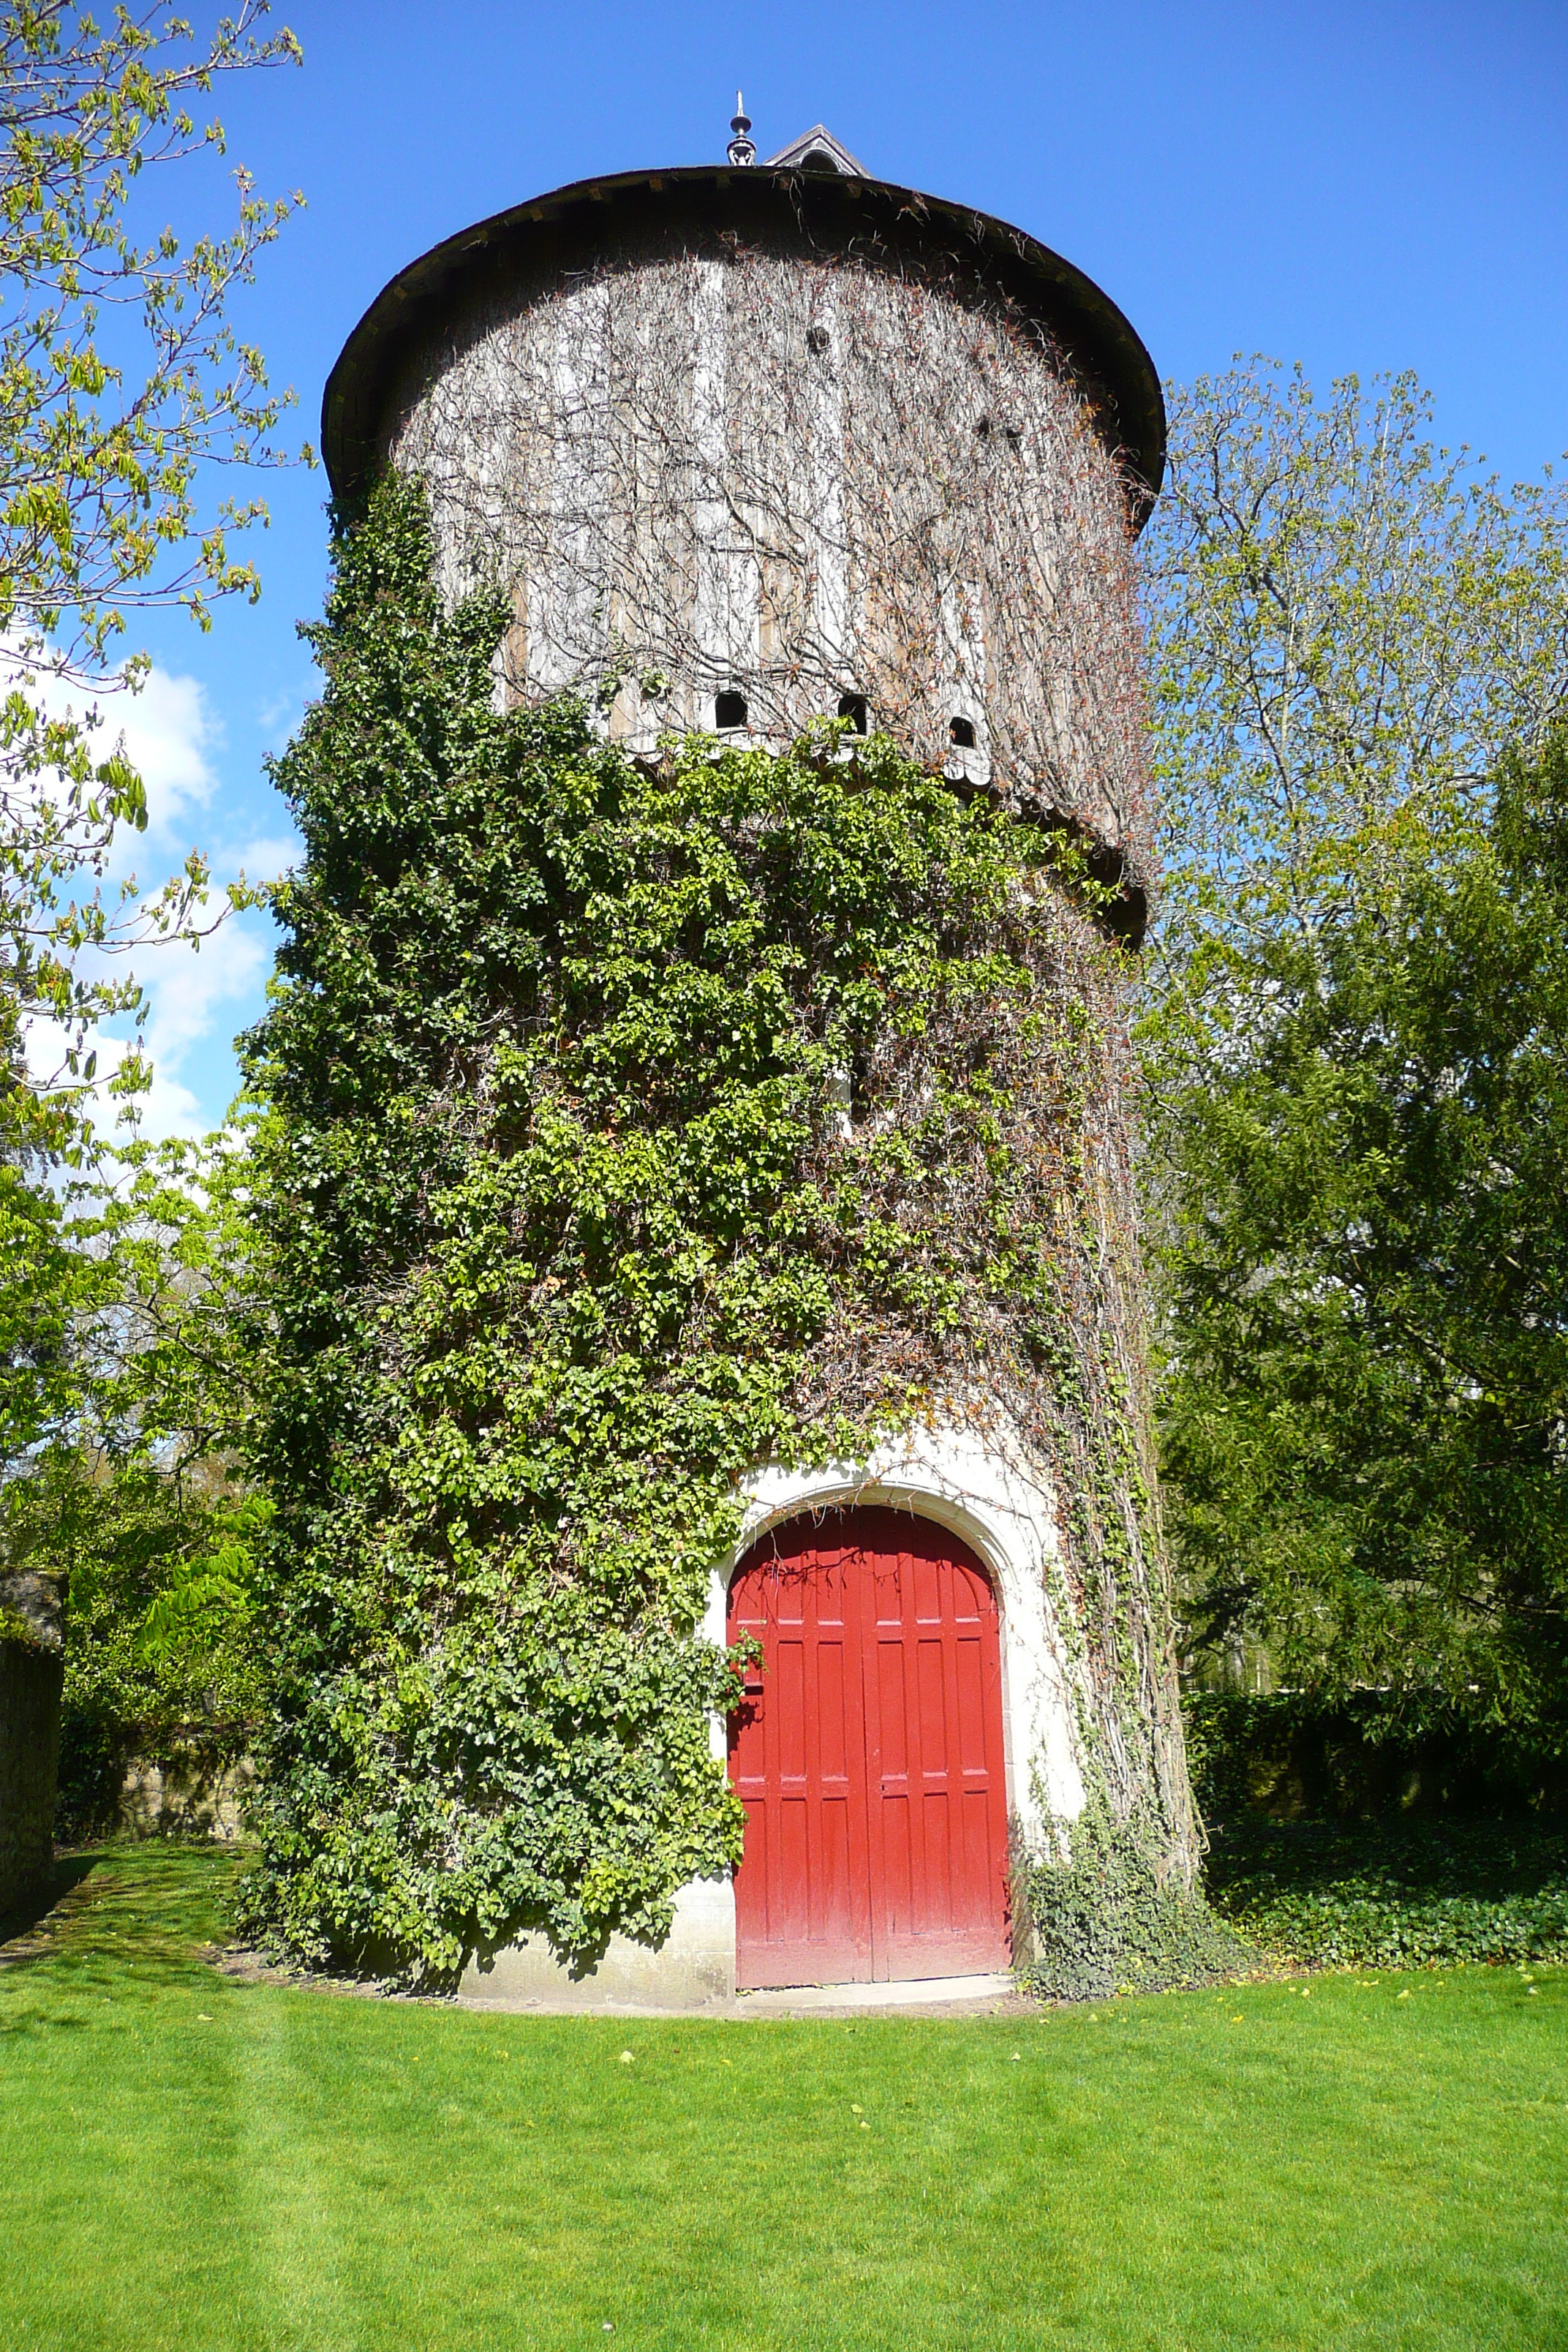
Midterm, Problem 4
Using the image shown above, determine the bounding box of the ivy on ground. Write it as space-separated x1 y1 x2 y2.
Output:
241 475 1153 1983
1205 1815 1568 1972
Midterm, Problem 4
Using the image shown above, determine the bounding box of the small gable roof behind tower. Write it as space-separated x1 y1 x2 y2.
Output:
765 124 868 176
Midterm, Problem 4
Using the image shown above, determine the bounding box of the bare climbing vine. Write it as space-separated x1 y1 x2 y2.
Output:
385 242 1150 886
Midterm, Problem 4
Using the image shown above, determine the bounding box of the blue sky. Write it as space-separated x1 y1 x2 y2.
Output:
97 0 1568 1136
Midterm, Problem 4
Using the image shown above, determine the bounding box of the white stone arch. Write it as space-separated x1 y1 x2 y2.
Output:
706 1422 1087 1846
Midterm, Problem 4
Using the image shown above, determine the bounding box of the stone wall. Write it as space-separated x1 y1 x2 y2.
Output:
0 1635 63 1915
117 1752 253 1841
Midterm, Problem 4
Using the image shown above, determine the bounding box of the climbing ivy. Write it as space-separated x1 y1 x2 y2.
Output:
1021 1795 1249 2000
240 475 1191 1986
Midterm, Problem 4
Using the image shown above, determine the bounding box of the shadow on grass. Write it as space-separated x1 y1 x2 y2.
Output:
0 1841 242 1986
0 1854 101 1961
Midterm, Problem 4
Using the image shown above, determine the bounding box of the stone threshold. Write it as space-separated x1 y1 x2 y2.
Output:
458 1970 1023 2019
738 1971 1017 2013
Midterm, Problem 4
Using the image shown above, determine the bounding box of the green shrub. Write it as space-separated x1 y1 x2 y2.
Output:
0 1451 261 1840
1205 1814 1568 1970
1183 1688 1567 1824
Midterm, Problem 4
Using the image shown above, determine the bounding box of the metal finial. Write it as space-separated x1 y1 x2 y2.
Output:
728 91 755 167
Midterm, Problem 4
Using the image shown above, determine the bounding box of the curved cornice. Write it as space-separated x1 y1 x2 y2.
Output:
322 164 1165 524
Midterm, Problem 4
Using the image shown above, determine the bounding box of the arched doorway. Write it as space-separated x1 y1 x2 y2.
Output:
727 1504 1011 1989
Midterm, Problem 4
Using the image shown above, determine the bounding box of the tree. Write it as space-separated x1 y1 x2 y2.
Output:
1143 361 1568 1731
2 1125 264 1829
0 9 300 1833
1157 736 1568 1738
1146 362 1568 993
0 0 299 1532
0 1091 81 1468
0 1 302 1135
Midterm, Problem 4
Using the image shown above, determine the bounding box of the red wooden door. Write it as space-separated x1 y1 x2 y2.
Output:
728 1507 1010 1989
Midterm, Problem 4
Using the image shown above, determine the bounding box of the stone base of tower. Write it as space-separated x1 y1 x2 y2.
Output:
459 1876 736 2013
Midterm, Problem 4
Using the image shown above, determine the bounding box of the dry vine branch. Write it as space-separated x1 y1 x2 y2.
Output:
387 243 1152 891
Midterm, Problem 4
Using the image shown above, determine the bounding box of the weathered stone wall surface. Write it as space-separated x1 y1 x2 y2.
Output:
384 243 1150 886
1 1569 66 1913
117 1753 253 1841
0 1637 63 1915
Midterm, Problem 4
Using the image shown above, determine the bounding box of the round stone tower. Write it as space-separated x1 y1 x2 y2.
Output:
324 127 1163 943
320 125 1194 2007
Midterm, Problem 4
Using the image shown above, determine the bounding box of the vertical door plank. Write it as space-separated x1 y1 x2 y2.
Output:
728 1520 872 1989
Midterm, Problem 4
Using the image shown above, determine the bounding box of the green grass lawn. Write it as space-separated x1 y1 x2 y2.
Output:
4 1844 1567 2352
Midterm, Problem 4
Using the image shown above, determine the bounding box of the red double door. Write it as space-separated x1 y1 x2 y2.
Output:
727 1506 1011 1989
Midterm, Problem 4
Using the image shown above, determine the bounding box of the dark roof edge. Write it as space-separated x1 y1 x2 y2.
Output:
322 164 1165 523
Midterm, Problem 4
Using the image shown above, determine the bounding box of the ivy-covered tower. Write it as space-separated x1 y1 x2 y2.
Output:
287 117 1196 2004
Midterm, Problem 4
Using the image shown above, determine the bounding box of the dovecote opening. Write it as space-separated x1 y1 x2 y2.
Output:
949 716 977 750
837 693 868 735
715 689 747 731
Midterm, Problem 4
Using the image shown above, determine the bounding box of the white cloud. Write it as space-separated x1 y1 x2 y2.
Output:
230 832 301 884
256 677 313 751
140 916 268 1067
26 911 269 1142
105 664 220 843
4 646 220 858
15 652 295 1142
